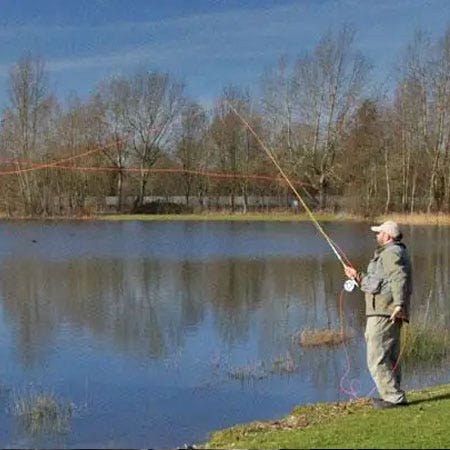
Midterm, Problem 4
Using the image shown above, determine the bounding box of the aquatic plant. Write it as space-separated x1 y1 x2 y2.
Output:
227 361 267 381
297 328 352 347
271 354 299 375
9 389 73 435
227 354 300 381
401 323 450 365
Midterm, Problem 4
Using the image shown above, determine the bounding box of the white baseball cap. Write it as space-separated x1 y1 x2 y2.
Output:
370 220 401 238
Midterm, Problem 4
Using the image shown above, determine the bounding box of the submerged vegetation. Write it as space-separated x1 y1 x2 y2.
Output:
9 390 73 435
227 354 299 381
227 362 267 381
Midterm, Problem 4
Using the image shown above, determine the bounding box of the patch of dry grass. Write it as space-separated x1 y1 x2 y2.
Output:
297 328 352 347
2 210 450 226
242 398 371 433
378 213 450 226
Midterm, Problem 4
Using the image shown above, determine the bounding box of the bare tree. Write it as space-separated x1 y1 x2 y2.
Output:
1 55 56 215
292 25 371 209
394 27 450 213
122 70 185 208
260 56 296 158
339 99 384 215
176 101 209 207
210 87 264 212
48 94 109 215
97 78 133 211
429 27 450 212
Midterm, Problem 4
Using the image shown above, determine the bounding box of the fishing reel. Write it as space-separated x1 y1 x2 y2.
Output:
343 278 358 292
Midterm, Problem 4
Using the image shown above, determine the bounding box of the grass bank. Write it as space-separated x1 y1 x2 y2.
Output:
96 211 450 226
97 212 356 222
1 211 450 226
96 211 450 224
203 384 450 449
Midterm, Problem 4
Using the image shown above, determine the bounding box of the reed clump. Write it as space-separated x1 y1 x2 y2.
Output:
10 390 73 435
227 362 267 381
298 328 352 347
228 354 299 381
401 323 450 365
271 354 298 375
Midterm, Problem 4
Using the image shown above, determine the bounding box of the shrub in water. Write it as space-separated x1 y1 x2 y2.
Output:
10 390 73 435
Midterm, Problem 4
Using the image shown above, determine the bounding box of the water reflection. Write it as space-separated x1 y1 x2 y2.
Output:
409 225 450 327
0 221 448 448
0 256 368 368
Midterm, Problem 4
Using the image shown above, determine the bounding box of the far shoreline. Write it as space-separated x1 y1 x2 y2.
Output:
1 211 450 226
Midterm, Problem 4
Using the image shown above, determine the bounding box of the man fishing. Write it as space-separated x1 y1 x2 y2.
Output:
344 220 412 409
227 104 414 409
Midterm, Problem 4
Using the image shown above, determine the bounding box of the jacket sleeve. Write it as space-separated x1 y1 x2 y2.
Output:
359 258 382 294
382 250 408 307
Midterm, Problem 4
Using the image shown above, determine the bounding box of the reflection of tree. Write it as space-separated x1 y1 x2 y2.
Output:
409 226 450 327
208 260 265 345
0 260 58 368
0 254 357 371
0 224 448 393
0 258 207 366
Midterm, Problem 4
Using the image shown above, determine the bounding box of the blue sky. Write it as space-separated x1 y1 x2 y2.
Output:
0 0 449 106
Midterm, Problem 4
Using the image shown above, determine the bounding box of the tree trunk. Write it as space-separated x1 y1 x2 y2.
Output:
318 173 327 210
137 167 148 208
410 171 417 214
384 146 391 214
117 170 123 212
427 152 440 213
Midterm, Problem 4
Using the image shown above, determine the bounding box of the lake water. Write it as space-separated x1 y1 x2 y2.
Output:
0 220 449 448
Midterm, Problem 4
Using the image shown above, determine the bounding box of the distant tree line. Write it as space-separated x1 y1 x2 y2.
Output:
0 25 449 217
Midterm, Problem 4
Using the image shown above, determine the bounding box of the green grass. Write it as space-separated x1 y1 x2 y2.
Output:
203 384 450 449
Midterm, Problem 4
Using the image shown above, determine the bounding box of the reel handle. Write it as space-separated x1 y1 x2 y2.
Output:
343 278 358 292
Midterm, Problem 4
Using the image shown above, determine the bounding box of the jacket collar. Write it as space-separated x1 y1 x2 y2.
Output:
375 240 404 255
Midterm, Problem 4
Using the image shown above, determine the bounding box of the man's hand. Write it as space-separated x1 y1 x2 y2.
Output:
344 265 358 280
390 306 405 322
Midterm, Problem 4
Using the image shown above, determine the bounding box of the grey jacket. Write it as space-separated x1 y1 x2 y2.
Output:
360 241 412 321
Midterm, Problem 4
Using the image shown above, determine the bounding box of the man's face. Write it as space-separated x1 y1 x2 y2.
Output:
376 231 390 245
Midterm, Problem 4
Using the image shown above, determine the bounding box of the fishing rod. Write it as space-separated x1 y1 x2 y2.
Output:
226 101 358 292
